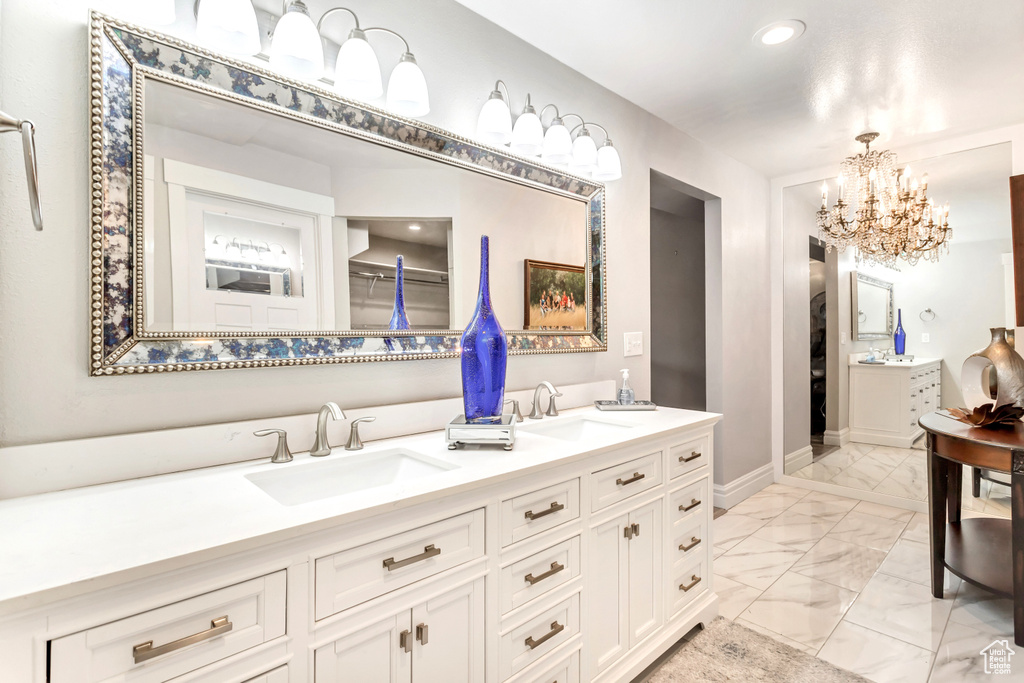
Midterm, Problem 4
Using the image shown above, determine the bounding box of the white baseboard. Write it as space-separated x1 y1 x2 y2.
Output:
823 428 850 447
714 462 775 509
784 445 813 472
777 474 927 513
848 427 923 449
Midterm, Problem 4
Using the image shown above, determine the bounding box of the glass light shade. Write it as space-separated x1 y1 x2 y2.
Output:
510 110 544 156
196 0 261 56
541 123 572 165
269 6 325 81
477 96 512 146
569 132 598 174
386 54 429 117
334 31 383 100
593 142 622 181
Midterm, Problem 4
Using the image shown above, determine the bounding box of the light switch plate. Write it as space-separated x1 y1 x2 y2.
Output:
623 332 643 357
922 333 930 343
841 331 847 344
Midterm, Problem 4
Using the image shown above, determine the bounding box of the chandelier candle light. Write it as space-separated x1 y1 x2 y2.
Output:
817 133 951 267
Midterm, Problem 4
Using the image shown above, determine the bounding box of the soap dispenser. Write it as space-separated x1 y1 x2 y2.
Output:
618 369 635 405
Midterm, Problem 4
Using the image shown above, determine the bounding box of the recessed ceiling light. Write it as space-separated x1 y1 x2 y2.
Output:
409 224 421 231
754 20 806 46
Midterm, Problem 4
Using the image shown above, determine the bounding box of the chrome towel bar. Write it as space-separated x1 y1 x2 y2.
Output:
0 110 42 230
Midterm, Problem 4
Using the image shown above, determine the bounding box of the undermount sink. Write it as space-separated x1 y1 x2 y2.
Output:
246 448 458 506
521 415 635 442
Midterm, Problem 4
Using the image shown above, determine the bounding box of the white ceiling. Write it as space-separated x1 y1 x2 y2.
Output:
453 0 1024 176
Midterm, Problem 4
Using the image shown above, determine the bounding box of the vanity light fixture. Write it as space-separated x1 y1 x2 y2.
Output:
270 1 325 81
193 0 262 56
510 94 544 157
225 238 242 259
209 235 227 256
569 125 598 174
594 139 623 182
753 20 806 46
539 106 574 165
476 80 513 145
571 122 621 180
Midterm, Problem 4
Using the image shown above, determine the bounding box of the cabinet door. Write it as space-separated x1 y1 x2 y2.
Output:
315 612 412 683
411 578 484 683
628 500 663 648
588 512 629 675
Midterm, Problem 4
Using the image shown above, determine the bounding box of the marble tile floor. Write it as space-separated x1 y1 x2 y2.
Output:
791 441 1013 514
711 483 1017 682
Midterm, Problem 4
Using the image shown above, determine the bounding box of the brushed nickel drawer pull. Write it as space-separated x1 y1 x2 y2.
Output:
132 616 232 664
616 472 645 486
525 501 564 520
525 621 564 650
679 451 701 463
679 536 702 552
383 544 441 571
400 629 412 653
679 575 702 592
679 498 701 512
416 623 429 645
525 561 565 585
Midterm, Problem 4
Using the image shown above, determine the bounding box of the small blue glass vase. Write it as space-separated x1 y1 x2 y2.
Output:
388 255 411 330
461 236 507 423
894 308 906 355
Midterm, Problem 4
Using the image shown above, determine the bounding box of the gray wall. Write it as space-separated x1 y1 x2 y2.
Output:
0 0 772 493
650 193 706 410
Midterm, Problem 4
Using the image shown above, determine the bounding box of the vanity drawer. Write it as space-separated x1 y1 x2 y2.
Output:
315 508 485 620
508 648 580 683
50 571 286 683
669 477 709 526
672 515 708 569
502 478 580 547
500 593 580 680
500 536 581 615
590 451 662 512
244 666 289 683
671 555 709 617
668 434 710 480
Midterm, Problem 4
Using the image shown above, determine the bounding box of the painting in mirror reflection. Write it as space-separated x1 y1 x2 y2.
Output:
141 80 587 335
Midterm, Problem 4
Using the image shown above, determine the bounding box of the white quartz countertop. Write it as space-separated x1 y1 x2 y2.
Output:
0 406 719 616
848 355 941 367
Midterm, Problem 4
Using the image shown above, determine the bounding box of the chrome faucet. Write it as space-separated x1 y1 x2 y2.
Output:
311 402 346 456
529 381 563 419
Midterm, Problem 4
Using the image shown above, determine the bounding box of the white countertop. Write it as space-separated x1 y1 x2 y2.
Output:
0 406 719 616
848 354 941 368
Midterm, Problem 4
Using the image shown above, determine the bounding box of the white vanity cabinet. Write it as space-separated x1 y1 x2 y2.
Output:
0 410 719 683
849 358 942 447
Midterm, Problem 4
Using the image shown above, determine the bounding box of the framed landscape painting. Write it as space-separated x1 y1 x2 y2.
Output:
524 260 588 331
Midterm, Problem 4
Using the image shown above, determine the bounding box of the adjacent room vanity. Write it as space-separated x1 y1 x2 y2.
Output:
848 355 942 447
0 406 720 682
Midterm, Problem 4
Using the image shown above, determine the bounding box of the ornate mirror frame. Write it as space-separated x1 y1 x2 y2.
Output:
850 271 894 341
89 13 607 375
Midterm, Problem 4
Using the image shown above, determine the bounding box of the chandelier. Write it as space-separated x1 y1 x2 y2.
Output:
816 132 951 267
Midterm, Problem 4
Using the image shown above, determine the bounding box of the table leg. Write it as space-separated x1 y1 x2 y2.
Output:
1012 450 1024 647
927 433 948 599
948 463 963 524
973 467 982 498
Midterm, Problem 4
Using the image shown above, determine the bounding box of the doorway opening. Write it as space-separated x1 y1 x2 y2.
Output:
809 236 827 443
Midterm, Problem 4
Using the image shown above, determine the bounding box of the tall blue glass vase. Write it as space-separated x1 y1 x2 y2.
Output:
388 255 411 330
461 236 507 423
894 308 906 355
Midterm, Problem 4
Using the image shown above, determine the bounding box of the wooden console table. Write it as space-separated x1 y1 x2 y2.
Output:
921 410 1024 646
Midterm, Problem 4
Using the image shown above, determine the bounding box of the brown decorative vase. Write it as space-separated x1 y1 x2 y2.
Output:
961 327 1024 409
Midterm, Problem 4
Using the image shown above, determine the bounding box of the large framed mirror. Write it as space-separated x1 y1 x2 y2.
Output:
850 272 894 340
90 13 607 375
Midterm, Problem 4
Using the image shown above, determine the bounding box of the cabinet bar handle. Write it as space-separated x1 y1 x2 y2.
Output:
416 623 429 645
679 498 701 512
525 561 565 585
524 501 564 520
525 621 565 649
616 472 645 486
132 616 232 664
679 575 702 592
400 629 412 653
679 536 702 552
383 544 441 571
679 451 701 463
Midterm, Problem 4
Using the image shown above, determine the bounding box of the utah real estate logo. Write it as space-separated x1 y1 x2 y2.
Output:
980 639 1014 675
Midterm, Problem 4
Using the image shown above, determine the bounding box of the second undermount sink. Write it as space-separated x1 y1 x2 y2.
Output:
521 415 636 442
246 448 458 506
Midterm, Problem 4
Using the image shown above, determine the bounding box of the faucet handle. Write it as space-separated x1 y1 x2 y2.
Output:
504 399 523 422
546 392 563 418
254 429 293 464
346 417 376 451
